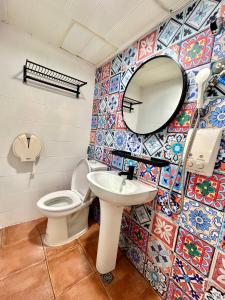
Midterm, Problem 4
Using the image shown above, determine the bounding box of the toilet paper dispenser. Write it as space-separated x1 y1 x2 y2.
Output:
12 133 42 162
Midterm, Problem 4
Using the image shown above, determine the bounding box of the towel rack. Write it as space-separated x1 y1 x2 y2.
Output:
23 60 87 98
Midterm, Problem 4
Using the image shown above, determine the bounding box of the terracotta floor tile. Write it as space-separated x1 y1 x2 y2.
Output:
57 273 109 300
141 287 161 300
78 222 99 244
36 218 48 235
0 229 2 248
0 235 45 280
81 236 99 270
0 262 54 300
103 257 149 300
44 239 79 258
48 245 93 296
2 219 40 246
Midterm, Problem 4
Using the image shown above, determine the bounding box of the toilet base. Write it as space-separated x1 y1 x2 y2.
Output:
43 206 90 247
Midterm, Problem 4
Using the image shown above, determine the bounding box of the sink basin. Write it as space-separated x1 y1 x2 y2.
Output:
87 171 157 275
87 171 157 206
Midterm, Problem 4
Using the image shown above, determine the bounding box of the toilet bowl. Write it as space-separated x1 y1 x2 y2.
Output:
37 159 107 246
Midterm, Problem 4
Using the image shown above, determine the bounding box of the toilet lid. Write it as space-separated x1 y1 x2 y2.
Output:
71 159 91 200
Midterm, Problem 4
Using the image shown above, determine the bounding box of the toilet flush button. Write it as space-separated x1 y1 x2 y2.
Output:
196 162 204 169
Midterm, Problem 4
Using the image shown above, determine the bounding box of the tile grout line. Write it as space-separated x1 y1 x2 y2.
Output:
39 232 57 300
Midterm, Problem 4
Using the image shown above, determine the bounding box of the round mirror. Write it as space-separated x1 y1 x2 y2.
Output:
122 55 187 135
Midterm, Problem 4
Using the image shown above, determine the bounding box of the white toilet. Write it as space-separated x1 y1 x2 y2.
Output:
37 159 107 246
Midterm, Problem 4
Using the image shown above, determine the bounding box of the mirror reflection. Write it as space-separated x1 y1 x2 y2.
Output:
123 56 186 135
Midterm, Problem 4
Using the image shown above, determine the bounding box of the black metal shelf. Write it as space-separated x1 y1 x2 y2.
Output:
111 150 170 167
23 60 87 98
123 96 143 112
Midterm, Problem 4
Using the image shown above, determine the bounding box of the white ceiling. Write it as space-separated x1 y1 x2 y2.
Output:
0 0 192 65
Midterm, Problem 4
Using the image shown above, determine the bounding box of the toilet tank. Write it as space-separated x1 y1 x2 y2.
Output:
88 160 108 171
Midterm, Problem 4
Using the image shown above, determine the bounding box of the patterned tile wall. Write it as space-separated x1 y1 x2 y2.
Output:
89 1 225 299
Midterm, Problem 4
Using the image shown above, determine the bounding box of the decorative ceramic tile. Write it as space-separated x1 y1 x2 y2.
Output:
102 147 112 166
215 137 225 175
186 173 225 211
115 112 127 130
97 114 106 129
121 213 131 237
122 43 138 70
95 130 105 146
163 133 186 164
99 97 107 113
158 44 181 61
120 68 133 92
185 0 218 30
126 132 142 155
123 158 138 175
202 96 225 128
126 241 145 274
101 62 111 81
100 79 109 96
109 74 121 94
91 115 98 129
111 155 123 170
179 29 214 70
95 67 101 83
107 93 119 113
114 130 127 150
175 227 214 276
94 83 101 99
130 204 153 230
167 280 191 300
147 235 174 275
111 54 122 76
167 103 196 133
180 198 223 246
119 232 129 252
158 19 182 47
172 256 207 300
143 134 164 157
105 113 116 130
151 213 177 249
138 162 159 186
130 220 149 252
159 164 183 193
155 188 181 223
94 146 103 161
211 251 225 291
144 258 168 297
90 131 96 144
87 144 95 160
137 31 157 62
213 28 225 61
92 99 99 114
205 283 225 300
104 130 114 148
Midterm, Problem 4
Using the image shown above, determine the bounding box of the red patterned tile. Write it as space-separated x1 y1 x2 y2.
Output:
179 29 214 70
102 147 112 166
175 227 214 276
138 162 159 186
137 31 157 62
211 251 225 290
115 112 127 130
90 131 96 144
101 62 111 81
130 220 149 252
167 103 196 133
186 173 225 211
151 213 177 249
92 99 99 115
167 280 191 300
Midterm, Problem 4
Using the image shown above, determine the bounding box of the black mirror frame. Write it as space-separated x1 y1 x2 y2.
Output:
122 54 188 135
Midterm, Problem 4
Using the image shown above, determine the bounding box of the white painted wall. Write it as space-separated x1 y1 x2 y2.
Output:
0 22 95 227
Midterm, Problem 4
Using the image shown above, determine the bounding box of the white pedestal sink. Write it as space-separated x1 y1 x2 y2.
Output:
87 171 157 274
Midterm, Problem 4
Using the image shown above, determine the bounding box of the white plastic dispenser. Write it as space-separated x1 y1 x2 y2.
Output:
183 128 222 177
13 133 42 162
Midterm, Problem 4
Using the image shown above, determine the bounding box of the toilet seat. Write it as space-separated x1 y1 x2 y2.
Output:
37 190 82 212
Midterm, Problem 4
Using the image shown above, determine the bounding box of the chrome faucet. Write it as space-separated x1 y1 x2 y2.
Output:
118 166 135 180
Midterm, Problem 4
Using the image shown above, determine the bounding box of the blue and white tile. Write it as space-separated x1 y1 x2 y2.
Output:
126 132 143 155
109 74 121 94
126 241 145 274
143 134 164 157
114 130 128 150
95 130 105 147
99 97 107 113
94 146 103 161
97 114 106 129
107 94 119 113
112 155 124 170
111 54 122 76
180 197 223 246
159 164 183 193
104 130 114 148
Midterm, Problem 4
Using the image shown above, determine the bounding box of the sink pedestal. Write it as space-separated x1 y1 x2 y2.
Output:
96 199 123 274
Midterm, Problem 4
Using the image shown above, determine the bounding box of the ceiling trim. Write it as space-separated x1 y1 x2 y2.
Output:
96 0 193 67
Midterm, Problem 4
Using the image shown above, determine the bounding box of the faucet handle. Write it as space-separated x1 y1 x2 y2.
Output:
127 165 135 180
